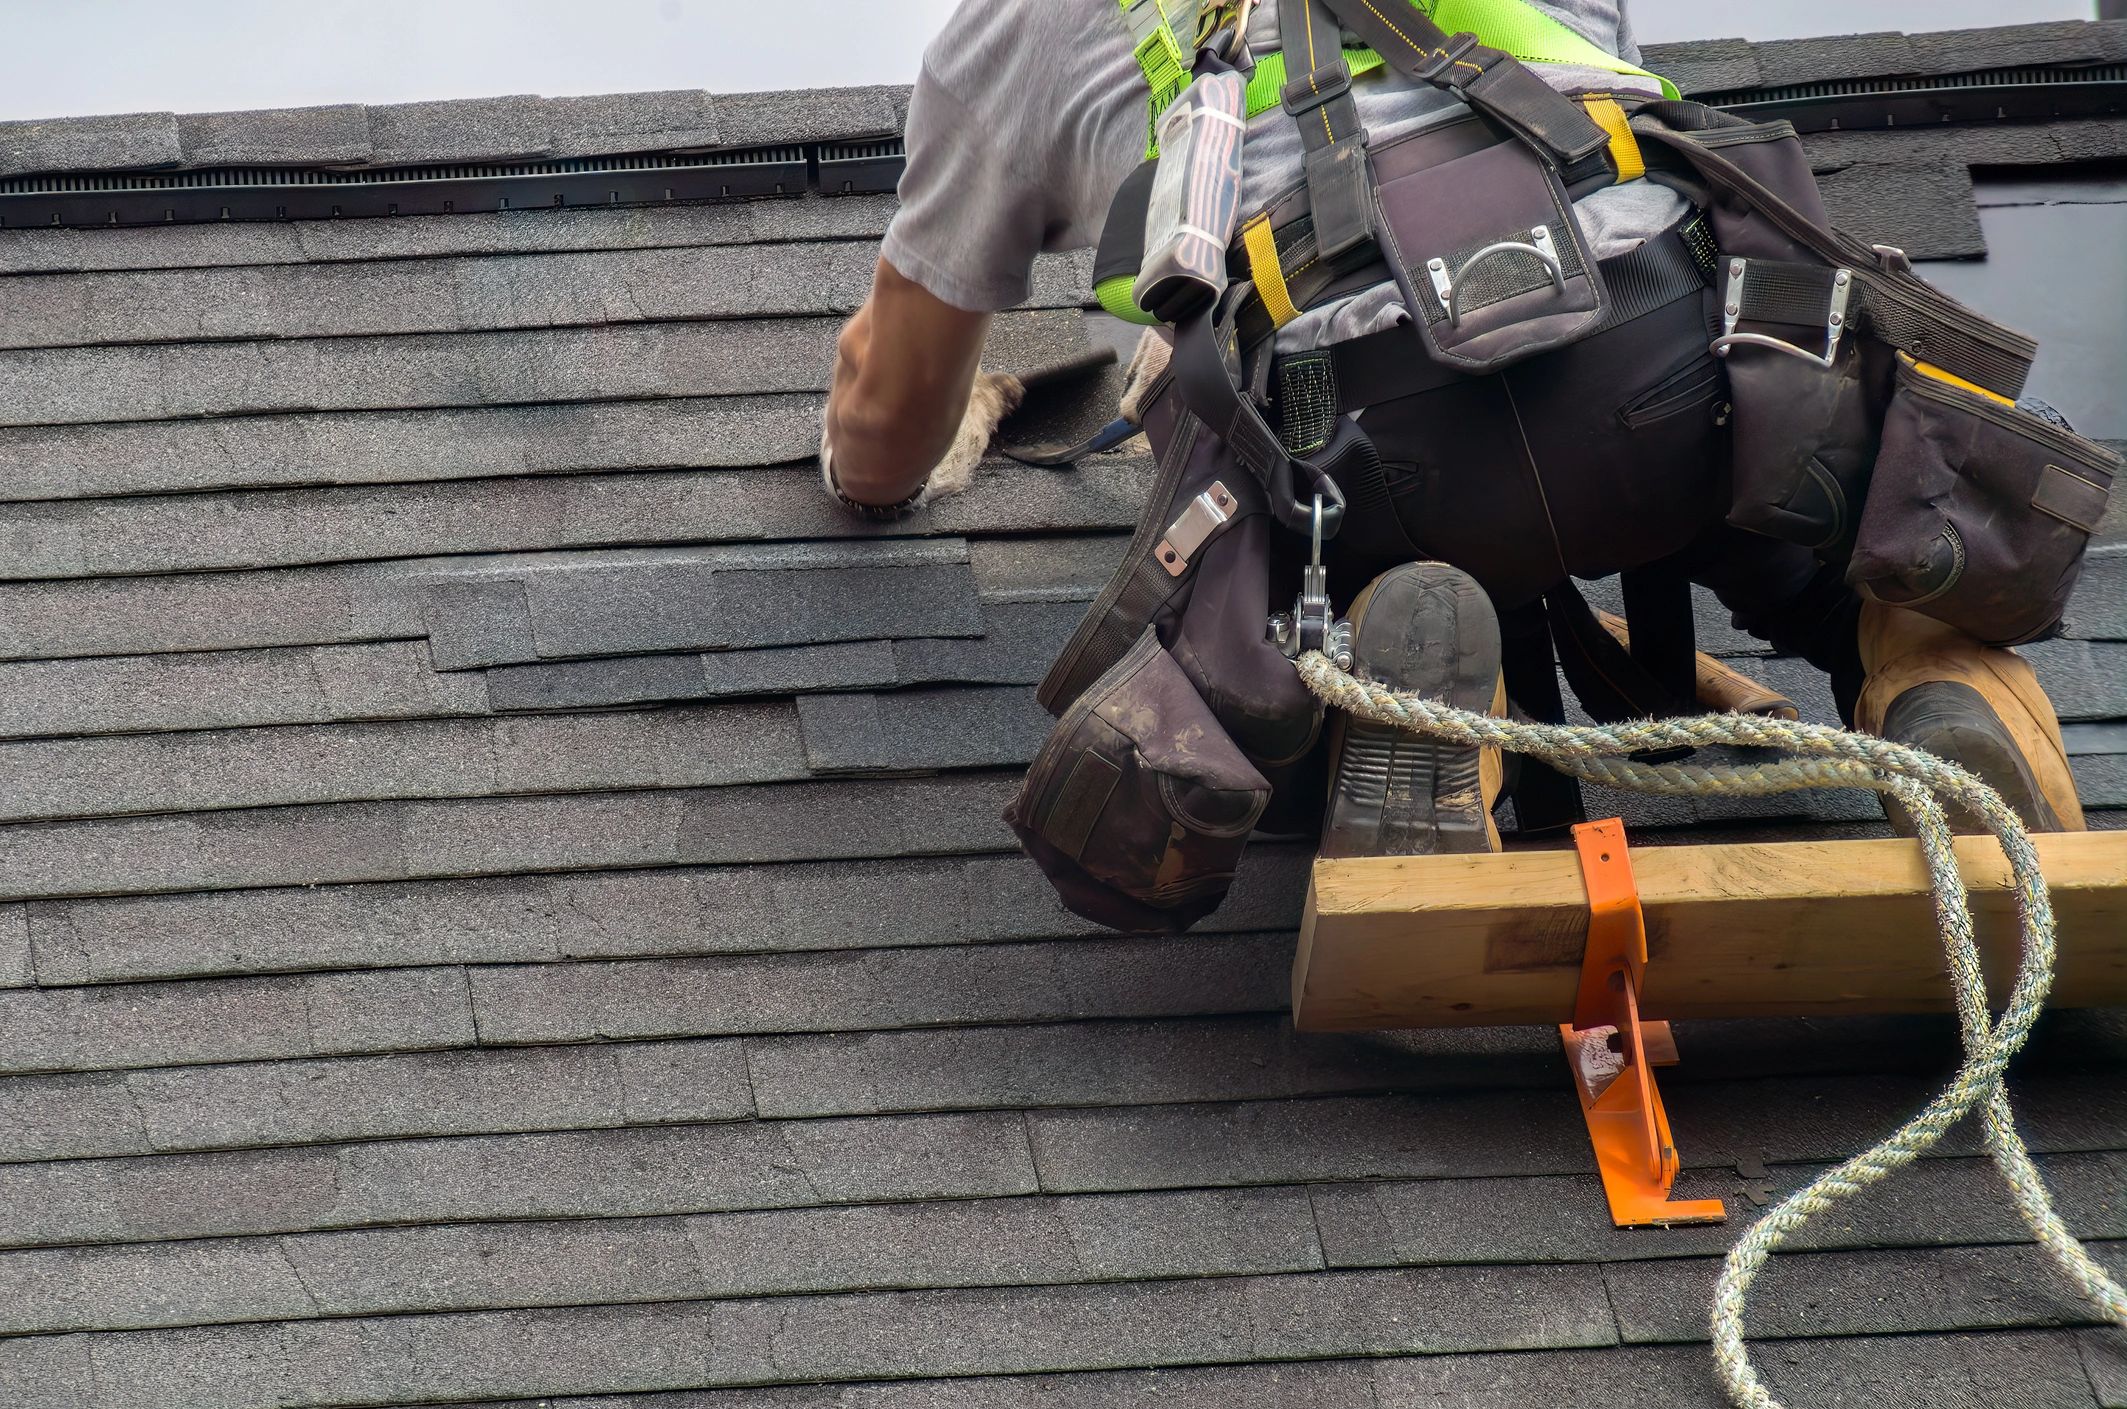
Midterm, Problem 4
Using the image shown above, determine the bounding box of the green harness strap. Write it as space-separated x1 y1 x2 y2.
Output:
1132 0 1681 156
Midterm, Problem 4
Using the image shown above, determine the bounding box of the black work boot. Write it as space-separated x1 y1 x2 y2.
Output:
1319 562 1504 858
1857 601 2082 834
1878 681 2066 833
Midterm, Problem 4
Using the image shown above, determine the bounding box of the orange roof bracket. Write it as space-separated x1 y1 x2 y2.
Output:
1559 818 1728 1229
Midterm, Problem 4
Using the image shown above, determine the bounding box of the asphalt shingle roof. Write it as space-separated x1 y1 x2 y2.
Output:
0 19 2123 1406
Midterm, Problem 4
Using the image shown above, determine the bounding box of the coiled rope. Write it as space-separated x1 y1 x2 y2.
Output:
1293 649 2127 1409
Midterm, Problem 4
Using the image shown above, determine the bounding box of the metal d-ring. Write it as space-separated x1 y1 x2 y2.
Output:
1427 224 1565 329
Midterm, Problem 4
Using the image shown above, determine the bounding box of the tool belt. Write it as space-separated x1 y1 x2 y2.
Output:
1009 0 2117 935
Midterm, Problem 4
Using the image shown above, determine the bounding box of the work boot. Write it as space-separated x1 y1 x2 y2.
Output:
1320 562 1505 857
1856 601 2083 834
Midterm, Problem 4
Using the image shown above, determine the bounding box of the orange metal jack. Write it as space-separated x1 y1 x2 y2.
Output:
1559 819 1727 1229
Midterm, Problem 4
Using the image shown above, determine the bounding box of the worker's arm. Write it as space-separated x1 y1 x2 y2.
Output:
822 256 994 509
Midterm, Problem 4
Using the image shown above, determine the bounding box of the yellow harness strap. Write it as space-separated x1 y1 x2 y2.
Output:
1241 212 1301 328
1580 95 1644 183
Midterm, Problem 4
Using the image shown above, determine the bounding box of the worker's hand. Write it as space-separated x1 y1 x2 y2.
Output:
822 256 994 516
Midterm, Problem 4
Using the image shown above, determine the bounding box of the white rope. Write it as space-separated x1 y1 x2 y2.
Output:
1293 650 2127 1408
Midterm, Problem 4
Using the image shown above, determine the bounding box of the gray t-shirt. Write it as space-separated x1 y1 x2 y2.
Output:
881 0 1687 349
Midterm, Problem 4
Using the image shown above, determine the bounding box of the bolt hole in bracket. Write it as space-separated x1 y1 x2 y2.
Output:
1712 255 1853 368
1426 225 1564 328
1560 818 1728 1228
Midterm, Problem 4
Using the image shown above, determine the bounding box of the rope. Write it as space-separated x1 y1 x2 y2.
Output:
1293 650 2127 1408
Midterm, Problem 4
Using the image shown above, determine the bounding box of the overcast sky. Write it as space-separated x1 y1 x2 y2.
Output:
0 0 2100 122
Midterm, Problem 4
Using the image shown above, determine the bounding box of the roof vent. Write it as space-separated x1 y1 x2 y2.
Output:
0 142 850 228
1703 61 2127 131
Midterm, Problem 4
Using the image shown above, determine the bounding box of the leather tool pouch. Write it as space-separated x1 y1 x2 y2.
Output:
1006 627 1270 935
1725 339 1884 556
1848 354 2118 646
1371 116 1605 374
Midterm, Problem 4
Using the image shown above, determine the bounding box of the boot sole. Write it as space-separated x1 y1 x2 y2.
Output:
1320 564 1502 858
1879 679 2064 834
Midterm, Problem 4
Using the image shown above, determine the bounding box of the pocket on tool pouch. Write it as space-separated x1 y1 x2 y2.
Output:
1724 342 1883 555
1848 354 2118 646
1372 125 1603 374
1005 628 1269 935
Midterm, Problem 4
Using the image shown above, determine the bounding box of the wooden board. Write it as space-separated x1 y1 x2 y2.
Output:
1293 830 2127 1030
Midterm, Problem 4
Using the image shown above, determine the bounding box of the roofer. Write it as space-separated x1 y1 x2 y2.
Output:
820 0 2115 933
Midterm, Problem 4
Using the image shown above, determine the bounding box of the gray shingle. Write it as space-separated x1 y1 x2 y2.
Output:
1909 19 2122 72
1749 31 1920 86
1311 1151 2127 1269
2085 1328 2127 1405
25 843 1302 986
465 934 1287 1045
448 1359 1385 1408
1815 162 1985 261
548 90 721 158
0 196 897 278
0 772 1018 902
748 1016 1575 1121
2068 549 2127 641
365 95 554 164
1609 1241 2127 1342
0 1186 1318 1335
1030 1066 2127 1194
485 641 896 713
0 539 992 665
0 1267 1606 1406
0 394 830 501
114 1040 749 1157
0 640 487 741
0 704 808 824
972 534 1131 603
2026 640 2127 721
422 577 537 670
0 110 180 177
797 686 1053 774
0 310 1083 428
895 601 1087 687
1637 38 1759 95
0 965 474 1076
0 906 28 988
175 104 371 166
0 1111 1036 1249
1373 1334 2101 1409
714 86 904 148
0 458 1146 584
0 241 899 352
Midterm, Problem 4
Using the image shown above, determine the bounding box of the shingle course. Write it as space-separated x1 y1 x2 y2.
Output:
0 110 180 177
0 1112 1037 1250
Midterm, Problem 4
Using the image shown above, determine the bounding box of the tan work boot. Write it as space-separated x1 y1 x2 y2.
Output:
1855 601 2084 833
1321 562 1505 857
1597 610 1800 719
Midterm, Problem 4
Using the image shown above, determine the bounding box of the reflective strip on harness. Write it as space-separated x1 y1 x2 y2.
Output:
1242 212 1302 327
1580 95 1644 182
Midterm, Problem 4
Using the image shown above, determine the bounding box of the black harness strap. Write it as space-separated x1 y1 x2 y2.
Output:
1307 0 1611 169
1173 298 1350 538
1276 0 1375 262
1497 599 1586 834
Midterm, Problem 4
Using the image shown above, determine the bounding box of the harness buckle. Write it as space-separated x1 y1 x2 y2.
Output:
1711 256 1853 370
1270 495 1354 669
1413 31 1483 85
1279 63 1353 117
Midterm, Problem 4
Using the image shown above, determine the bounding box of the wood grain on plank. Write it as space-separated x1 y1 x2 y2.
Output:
1295 831 2127 1029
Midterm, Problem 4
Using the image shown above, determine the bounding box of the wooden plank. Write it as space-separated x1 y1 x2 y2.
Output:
1294 830 2127 1030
